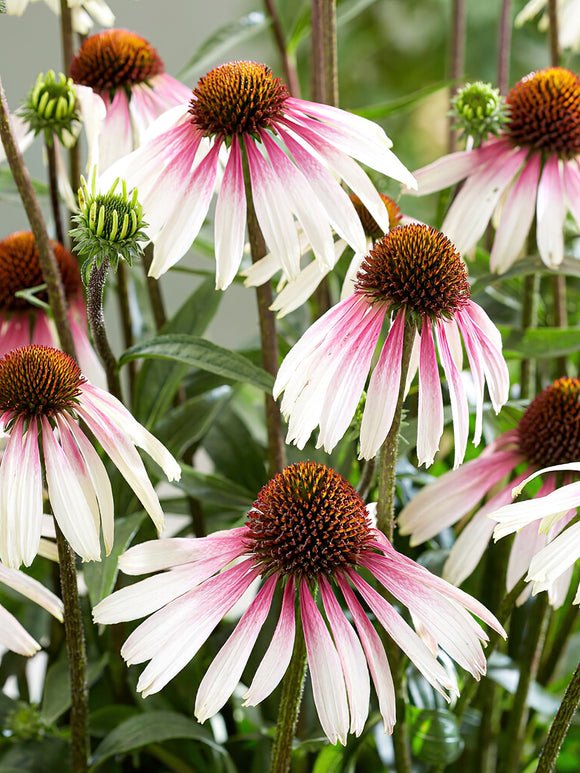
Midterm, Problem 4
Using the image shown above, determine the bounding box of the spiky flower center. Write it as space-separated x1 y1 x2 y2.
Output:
69 29 164 93
350 194 403 241
355 224 470 320
0 232 81 313
506 68 580 158
246 462 373 578
0 346 85 418
518 377 580 466
189 61 289 137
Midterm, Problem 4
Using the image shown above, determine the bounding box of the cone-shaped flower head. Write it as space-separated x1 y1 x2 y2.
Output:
412 67 580 272
103 59 415 290
399 377 580 607
94 461 504 744
0 345 180 569
275 223 509 467
70 29 193 169
0 231 104 386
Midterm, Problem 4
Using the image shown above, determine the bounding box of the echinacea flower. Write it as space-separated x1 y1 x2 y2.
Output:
93 461 504 744
0 345 181 569
0 231 105 387
274 223 509 466
105 60 416 290
5 0 115 35
69 29 193 170
399 377 580 607
411 67 580 272
243 194 408 318
0 562 63 656
516 0 580 52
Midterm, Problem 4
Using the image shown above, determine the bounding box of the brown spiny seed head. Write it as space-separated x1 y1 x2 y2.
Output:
506 68 580 159
355 224 470 320
245 462 373 578
189 61 289 137
69 29 164 93
0 232 81 313
350 194 403 241
0 346 85 418
518 377 580 466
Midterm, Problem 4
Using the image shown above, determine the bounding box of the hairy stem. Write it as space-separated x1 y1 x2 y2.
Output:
87 258 122 399
116 261 137 399
536 658 580 773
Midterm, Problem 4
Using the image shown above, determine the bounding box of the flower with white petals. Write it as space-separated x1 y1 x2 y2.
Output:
0 345 181 569
410 68 580 272
0 563 63 656
94 461 504 745
6 0 115 35
399 377 580 608
516 0 580 52
106 60 416 290
275 224 509 466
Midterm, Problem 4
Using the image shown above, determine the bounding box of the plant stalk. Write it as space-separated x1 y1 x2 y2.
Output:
498 0 512 95
264 0 300 96
87 257 122 400
536 658 580 773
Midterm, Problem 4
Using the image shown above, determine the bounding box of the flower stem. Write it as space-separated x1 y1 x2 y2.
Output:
241 150 286 476
536 658 580 773
264 0 300 96
376 319 416 540
497 0 512 95
54 521 89 773
520 273 539 399
141 243 167 330
547 0 561 66
310 0 338 107
46 139 65 245
87 257 122 400
448 0 466 152
116 261 137 399
0 77 75 357
269 609 308 773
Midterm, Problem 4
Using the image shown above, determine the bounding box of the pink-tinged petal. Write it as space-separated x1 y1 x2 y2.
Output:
118 528 248 574
245 138 301 278
124 560 260 697
410 139 508 195
261 131 335 270
0 314 34 357
562 159 580 230
536 155 566 267
195 575 277 722
337 574 395 733
41 417 101 562
526 520 580 585
435 321 469 468
214 135 246 290
442 146 528 255
444 318 463 371
347 569 458 700
244 577 296 705
444 472 530 586
397 438 521 543
320 576 370 736
0 417 43 568
0 564 63 621
150 140 222 278
490 152 541 273
359 309 405 459
417 321 444 467
277 126 367 253
54 416 100 535
99 88 132 170
300 579 350 745
0 605 40 656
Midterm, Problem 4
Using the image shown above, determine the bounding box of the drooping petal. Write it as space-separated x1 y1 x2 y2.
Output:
562 158 580 231
416 320 444 467
411 140 504 195
0 564 63 621
527 521 580 586
536 155 566 267
435 321 469 468
214 134 246 290
0 605 40 656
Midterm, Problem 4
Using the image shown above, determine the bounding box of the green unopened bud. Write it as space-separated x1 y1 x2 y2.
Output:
6 703 50 741
71 169 149 282
21 70 79 146
450 81 509 147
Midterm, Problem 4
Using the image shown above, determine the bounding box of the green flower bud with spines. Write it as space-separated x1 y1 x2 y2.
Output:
21 70 79 147
71 169 149 283
450 81 510 147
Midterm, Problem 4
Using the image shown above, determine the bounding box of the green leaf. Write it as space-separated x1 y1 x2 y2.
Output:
89 710 228 768
121 334 274 393
155 387 232 456
499 326 580 359
41 656 107 725
0 738 71 773
469 254 580 297
178 464 254 510
407 707 464 765
355 81 452 119
288 0 380 53
177 13 270 82
82 512 146 606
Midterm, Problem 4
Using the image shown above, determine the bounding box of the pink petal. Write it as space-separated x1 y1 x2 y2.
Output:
417 321 444 466
214 135 246 290
435 321 469 468
536 155 566 267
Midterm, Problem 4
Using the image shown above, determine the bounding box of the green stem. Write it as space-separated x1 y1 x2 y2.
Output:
497 0 512 95
310 0 338 107
242 149 286 475
552 274 568 378
547 0 561 66
499 593 550 773
46 139 65 245
87 258 122 400
376 320 416 540
141 243 167 330
0 77 75 357
269 610 308 773
448 0 466 152
536 658 580 773
116 261 137 400
520 273 539 399
54 522 88 773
